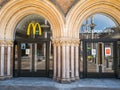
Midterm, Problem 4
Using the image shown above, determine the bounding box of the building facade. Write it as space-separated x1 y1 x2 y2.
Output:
0 0 120 83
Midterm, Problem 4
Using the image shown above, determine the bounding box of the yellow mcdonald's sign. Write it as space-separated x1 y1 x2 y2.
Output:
27 22 42 36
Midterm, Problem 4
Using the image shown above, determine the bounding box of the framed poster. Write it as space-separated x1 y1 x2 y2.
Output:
21 43 26 49
92 49 96 55
26 49 30 54
105 47 111 56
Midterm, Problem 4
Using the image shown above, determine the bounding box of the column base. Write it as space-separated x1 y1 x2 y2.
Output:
5 75 12 79
60 78 71 83
57 77 61 81
0 75 12 80
61 78 67 83
0 76 5 80
66 78 71 83
53 76 57 80
71 77 75 81
75 76 80 80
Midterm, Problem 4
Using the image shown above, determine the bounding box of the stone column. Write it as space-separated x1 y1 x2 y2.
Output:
7 46 11 76
53 40 62 81
0 40 13 80
53 42 57 80
6 40 13 79
70 44 75 81
75 43 79 80
57 44 61 81
52 38 80 83
52 39 62 82
66 42 70 82
61 41 66 82
0 40 5 79
0 43 5 79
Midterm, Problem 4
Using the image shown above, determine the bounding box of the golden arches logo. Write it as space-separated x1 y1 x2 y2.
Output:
27 22 42 36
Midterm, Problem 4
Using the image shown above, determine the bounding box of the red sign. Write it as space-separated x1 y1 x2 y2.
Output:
105 47 111 56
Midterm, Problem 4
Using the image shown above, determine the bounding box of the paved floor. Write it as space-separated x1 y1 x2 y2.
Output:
0 78 120 90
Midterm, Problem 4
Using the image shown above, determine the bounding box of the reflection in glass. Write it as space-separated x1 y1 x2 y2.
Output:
86 42 114 73
79 13 118 77
14 14 53 77
104 43 114 73
20 43 46 71
80 14 119 39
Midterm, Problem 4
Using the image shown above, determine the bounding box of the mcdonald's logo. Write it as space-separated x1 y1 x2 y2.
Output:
27 22 42 36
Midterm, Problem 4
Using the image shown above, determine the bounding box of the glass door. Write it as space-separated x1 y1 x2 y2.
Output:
81 40 117 78
14 41 49 77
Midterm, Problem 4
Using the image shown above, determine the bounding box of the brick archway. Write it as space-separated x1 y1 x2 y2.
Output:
66 0 120 38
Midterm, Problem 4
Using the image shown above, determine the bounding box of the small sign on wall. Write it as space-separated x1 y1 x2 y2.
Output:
105 47 111 56
26 49 30 54
92 49 96 55
21 43 26 49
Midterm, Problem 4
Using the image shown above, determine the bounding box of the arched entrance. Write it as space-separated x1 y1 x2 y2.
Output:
0 0 64 80
66 0 120 79
79 13 120 78
66 0 120 38
13 14 52 77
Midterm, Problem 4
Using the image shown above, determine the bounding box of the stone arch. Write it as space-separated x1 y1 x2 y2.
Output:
0 0 64 40
66 0 120 38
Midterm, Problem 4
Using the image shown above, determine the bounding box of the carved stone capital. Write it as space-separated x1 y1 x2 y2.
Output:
73 40 80 47
0 40 6 46
5 40 13 46
52 39 61 46
0 40 13 46
52 38 80 47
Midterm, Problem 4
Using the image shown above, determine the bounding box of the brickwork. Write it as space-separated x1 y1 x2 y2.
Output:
0 0 9 9
56 0 75 14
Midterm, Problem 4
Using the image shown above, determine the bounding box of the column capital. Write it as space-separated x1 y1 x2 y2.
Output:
0 40 6 46
52 38 80 46
5 40 13 46
73 40 80 47
0 40 13 46
52 39 61 46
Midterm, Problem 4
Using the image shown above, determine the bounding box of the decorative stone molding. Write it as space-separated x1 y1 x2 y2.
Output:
0 40 13 46
0 40 6 46
5 40 13 46
52 38 80 46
